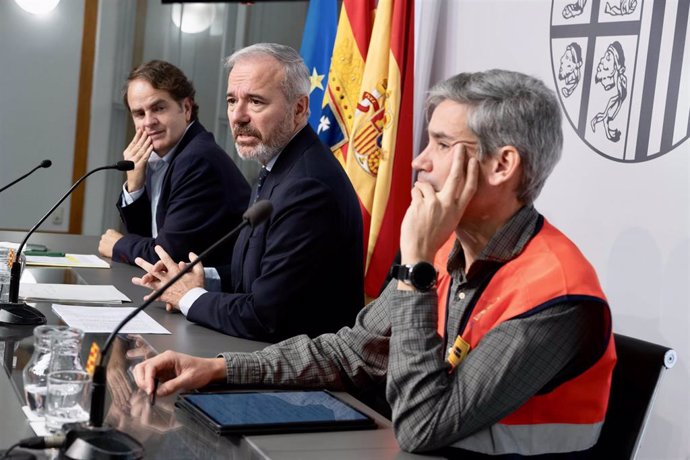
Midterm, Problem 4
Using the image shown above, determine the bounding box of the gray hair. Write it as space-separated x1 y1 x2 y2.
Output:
224 43 310 104
426 69 563 204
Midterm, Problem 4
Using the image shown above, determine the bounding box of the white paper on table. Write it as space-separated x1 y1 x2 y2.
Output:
19 283 131 304
51 305 170 334
25 253 110 269
21 406 50 436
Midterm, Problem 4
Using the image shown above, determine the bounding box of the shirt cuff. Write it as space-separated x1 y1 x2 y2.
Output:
389 288 438 330
121 182 144 206
203 267 221 291
179 287 207 316
218 352 264 385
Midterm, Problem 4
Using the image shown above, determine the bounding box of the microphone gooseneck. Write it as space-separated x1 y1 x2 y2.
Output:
0 162 133 327
0 159 53 194
64 200 272 460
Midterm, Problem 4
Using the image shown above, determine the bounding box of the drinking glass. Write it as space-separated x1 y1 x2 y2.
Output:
45 370 92 432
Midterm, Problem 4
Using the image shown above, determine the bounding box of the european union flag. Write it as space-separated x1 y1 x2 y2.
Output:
300 0 338 132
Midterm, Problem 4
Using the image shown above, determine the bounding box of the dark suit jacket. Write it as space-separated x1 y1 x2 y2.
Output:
113 121 250 267
187 125 364 342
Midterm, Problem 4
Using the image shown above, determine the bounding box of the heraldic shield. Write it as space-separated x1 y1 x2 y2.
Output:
550 0 690 162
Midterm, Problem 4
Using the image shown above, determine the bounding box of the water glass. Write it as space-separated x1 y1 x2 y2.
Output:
45 370 92 432
0 247 12 303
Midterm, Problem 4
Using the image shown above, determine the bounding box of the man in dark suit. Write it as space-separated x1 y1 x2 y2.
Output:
133 44 364 342
98 60 250 266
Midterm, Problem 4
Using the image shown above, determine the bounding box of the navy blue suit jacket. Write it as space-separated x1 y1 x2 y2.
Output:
187 125 364 342
113 121 250 267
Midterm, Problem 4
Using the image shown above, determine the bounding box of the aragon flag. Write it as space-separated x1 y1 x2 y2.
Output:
346 0 414 298
317 0 375 166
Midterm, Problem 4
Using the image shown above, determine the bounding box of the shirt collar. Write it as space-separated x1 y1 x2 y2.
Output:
263 123 306 172
448 205 541 273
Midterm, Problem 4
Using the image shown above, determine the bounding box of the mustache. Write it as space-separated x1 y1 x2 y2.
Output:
233 124 262 140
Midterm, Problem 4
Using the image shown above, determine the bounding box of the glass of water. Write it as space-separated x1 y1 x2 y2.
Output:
45 370 91 432
0 247 12 303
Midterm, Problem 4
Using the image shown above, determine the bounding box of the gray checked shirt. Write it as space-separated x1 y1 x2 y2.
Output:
221 206 607 453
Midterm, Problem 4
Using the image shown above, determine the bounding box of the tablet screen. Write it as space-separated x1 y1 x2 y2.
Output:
177 390 376 434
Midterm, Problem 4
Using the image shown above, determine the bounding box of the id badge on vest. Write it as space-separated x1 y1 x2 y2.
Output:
447 335 471 371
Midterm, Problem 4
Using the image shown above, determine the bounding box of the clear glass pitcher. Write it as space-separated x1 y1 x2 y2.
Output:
48 327 85 373
22 325 84 416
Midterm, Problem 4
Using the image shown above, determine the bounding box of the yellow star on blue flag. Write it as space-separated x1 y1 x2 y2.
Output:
309 67 325 93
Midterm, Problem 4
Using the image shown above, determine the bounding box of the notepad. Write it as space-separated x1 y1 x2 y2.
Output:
25 253 110 269
19 283 130 304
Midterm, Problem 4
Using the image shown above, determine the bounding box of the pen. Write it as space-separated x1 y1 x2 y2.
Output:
150 378 160 406
24 251 65 257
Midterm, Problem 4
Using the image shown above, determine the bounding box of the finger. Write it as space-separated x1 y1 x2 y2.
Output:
154 246 178 272
414 181 436 200
128 129 142 149
410 183 424 202
151 260 168 274
134 358 161 395
459 157 479 205
440 143 468 202
166 303 173 312
134 257 157 274
131 276 147 287
156 376 185 397
191 254 205 276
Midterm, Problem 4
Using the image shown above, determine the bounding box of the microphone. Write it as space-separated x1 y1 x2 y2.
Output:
61 200 273 460
0 159 52 194
0 161 135 326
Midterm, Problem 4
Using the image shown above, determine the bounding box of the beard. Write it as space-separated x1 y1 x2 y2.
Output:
233 116 296 165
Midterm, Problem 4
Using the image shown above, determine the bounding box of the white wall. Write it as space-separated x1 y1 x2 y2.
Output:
417 1 689 459
0 0 84 232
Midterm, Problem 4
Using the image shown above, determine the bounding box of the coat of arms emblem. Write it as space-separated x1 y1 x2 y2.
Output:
550 0 689 162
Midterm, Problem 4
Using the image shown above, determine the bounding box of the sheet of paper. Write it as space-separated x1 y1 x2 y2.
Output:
19 283 131 303
51 305 170 334
26 253 110 269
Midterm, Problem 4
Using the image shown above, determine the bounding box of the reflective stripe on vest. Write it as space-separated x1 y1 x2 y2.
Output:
435 219 616 456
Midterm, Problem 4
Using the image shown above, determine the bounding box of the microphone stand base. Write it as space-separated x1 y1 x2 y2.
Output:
0 302 46 326
62 425 144 460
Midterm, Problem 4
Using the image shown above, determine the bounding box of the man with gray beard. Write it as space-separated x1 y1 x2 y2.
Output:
133 43 364 342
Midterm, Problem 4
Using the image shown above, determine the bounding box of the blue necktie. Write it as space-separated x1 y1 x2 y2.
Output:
254 167 269 203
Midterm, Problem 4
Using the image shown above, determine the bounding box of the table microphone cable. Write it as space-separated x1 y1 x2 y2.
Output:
1 434 65 459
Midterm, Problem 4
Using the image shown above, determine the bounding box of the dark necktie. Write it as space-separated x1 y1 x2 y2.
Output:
253 167 269 203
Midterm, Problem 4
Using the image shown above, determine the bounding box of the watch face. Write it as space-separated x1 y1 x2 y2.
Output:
410 262 437 291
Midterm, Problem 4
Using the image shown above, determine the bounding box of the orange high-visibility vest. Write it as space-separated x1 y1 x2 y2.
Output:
436 219 616 456
433 234 456 336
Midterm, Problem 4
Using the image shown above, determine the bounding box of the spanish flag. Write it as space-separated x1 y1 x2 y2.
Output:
346 0 414 297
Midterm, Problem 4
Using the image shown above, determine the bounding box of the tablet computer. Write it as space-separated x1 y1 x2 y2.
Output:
175 389 377 435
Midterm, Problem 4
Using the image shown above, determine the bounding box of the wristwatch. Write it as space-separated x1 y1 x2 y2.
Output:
390 262 438 292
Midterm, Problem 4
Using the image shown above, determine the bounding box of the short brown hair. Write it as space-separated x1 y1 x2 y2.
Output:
122 60 199 120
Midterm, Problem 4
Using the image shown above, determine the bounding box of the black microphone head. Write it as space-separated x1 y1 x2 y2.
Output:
116 160 135 171
243 200 272 227
40 159 52 168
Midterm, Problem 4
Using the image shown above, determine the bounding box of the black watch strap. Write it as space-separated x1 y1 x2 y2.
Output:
390 262 437 292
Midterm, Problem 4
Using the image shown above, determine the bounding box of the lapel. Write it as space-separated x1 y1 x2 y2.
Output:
154 121 205 227
231 125 316 286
